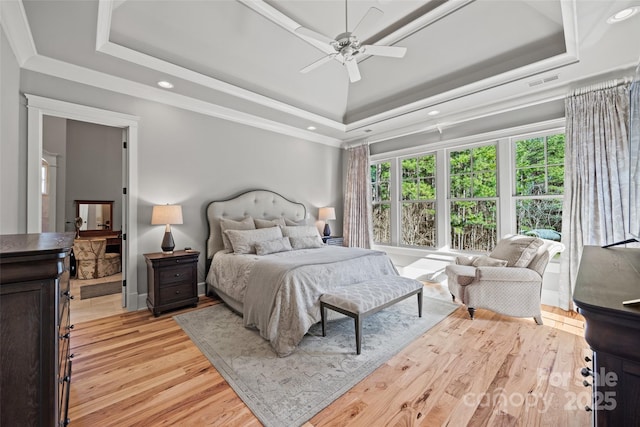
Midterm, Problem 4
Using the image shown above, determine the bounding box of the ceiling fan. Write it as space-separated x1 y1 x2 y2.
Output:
296 1 407 83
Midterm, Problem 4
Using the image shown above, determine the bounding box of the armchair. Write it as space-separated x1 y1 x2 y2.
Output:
73 238 121 280
445 234 564 325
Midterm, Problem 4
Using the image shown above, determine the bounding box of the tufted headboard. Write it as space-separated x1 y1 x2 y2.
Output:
206 189 306 260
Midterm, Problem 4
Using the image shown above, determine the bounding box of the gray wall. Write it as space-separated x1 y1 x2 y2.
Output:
65 120 123 231
7 68 343 297
0 28 24 234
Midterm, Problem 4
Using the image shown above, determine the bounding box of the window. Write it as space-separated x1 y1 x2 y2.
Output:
514 133 565 239
371 161 391 244
401 154 436 246
449 144 498 251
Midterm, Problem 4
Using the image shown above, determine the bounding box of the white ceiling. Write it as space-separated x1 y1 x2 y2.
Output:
3 0 640 147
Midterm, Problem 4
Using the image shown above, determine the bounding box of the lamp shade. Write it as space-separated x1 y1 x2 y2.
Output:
318 207 336 221
151 204 183 225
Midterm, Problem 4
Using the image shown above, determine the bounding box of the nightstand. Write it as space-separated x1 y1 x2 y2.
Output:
322 236 344 246
144 250 199 316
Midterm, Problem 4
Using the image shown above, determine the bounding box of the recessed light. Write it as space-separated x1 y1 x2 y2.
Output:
428 110 440 116
157 80 174 89
307 126 316 131
607 7 639 24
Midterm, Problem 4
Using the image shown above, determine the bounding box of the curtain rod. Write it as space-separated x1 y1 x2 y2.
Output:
570 76 632 97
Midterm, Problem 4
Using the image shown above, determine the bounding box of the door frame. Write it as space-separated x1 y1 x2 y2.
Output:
26 94 140 310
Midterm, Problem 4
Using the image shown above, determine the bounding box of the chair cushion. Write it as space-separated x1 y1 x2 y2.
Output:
445 264 477 286
490 235 544 267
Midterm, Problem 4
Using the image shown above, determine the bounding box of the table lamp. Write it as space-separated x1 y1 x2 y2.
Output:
318 207 336 237
151 204 183 254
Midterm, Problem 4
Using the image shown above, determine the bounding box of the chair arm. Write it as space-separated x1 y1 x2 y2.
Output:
475 266 541 282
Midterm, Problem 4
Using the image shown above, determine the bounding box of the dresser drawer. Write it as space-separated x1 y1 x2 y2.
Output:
159 282 195 304
159 266 193 286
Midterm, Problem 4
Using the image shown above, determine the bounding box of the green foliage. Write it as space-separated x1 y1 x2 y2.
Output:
450 200 498 251
450 145 497 198
515 134 565 196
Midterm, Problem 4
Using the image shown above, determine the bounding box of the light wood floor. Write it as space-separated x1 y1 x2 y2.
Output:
70 273 126 324
68 284 591 427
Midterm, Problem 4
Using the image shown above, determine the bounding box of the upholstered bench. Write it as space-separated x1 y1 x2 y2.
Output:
320 275 424 355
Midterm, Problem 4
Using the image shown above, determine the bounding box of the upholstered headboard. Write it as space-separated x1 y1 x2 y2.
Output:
206 189 306 260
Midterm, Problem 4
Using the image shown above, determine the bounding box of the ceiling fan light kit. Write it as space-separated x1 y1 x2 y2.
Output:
297 2 407 83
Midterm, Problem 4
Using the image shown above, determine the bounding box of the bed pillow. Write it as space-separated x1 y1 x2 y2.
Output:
490 235 544 267
282 225 320 238
254 217 286 229
284 218 307 226
255 237 292 255
471 255 509 267
225 226 283 254
290 235 324 250
219 216 255 251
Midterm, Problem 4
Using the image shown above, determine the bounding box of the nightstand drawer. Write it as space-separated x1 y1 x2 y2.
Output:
159 266 193 286
159 282 195 304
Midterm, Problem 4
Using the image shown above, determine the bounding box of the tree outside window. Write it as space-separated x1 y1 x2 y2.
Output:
449 144 498 251
514 133 565 240
371 161 391 244
401 154 436 247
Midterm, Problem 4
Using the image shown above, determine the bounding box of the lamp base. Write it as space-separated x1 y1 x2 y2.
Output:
160 229 175 254
323 223 331 237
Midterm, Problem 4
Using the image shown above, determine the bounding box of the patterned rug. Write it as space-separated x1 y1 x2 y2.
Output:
174 293 458 427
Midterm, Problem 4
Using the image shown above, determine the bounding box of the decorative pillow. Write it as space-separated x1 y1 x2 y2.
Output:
472 255 509 267
219 216 255 251
225 227 283 254
490 235 544 267
254 217 286 229
282 225 320 238
255 237 292 255
289 235 324 250
284 217 307 226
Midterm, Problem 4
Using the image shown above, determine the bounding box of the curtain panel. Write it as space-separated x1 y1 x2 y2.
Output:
343 144 373 248
559 83 630 310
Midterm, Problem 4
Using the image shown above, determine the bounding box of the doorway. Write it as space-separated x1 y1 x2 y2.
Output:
26 94 140 321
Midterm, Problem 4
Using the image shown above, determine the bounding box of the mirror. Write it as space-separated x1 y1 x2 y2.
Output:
75 200 113 231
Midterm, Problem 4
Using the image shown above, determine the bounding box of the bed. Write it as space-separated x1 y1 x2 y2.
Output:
204 189 399 356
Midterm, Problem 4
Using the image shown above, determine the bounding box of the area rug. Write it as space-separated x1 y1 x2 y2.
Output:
173 295 458 427
79 280 121 299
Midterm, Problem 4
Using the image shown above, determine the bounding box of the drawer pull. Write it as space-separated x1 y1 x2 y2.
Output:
175 259 181 263
580 367 592 377
69 353 75 359
583 380 591 387
60 333 71 339
175 290 181 294
60 375 70 383
174 273 181 277
63 290 75 299
67 324 75 331
585 405 592 412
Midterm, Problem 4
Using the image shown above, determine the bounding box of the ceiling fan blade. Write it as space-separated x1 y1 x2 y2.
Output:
300 54 336 74
345 58 361 83
295 26 337 54
352 7 383 36
362 44 407 58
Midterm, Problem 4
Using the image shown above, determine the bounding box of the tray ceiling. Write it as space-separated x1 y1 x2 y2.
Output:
6 0 640 146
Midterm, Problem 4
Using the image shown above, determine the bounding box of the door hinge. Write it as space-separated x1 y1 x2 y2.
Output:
123 141 127 149
123 187 127 195
122 234 126 241
122 280 126 288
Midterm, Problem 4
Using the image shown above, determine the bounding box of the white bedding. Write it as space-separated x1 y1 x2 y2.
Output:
206 246 398 356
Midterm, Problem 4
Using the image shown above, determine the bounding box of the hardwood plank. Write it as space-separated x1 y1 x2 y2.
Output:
68 297 591 426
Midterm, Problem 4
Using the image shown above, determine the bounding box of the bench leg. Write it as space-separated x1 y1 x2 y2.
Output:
321 303 327 337
417 289 423 318
355 314 362 355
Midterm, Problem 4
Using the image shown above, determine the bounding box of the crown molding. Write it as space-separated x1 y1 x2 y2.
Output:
22 55 342 147
0 0 36 66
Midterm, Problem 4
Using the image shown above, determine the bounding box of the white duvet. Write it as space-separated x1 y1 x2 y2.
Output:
206 246 398 356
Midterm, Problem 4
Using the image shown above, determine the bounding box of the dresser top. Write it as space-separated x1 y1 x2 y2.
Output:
0 233 75 257
573 246 640 318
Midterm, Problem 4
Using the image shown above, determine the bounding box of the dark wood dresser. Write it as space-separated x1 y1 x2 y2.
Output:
573 246 640 426
0 232 75 426
144 250 199 316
